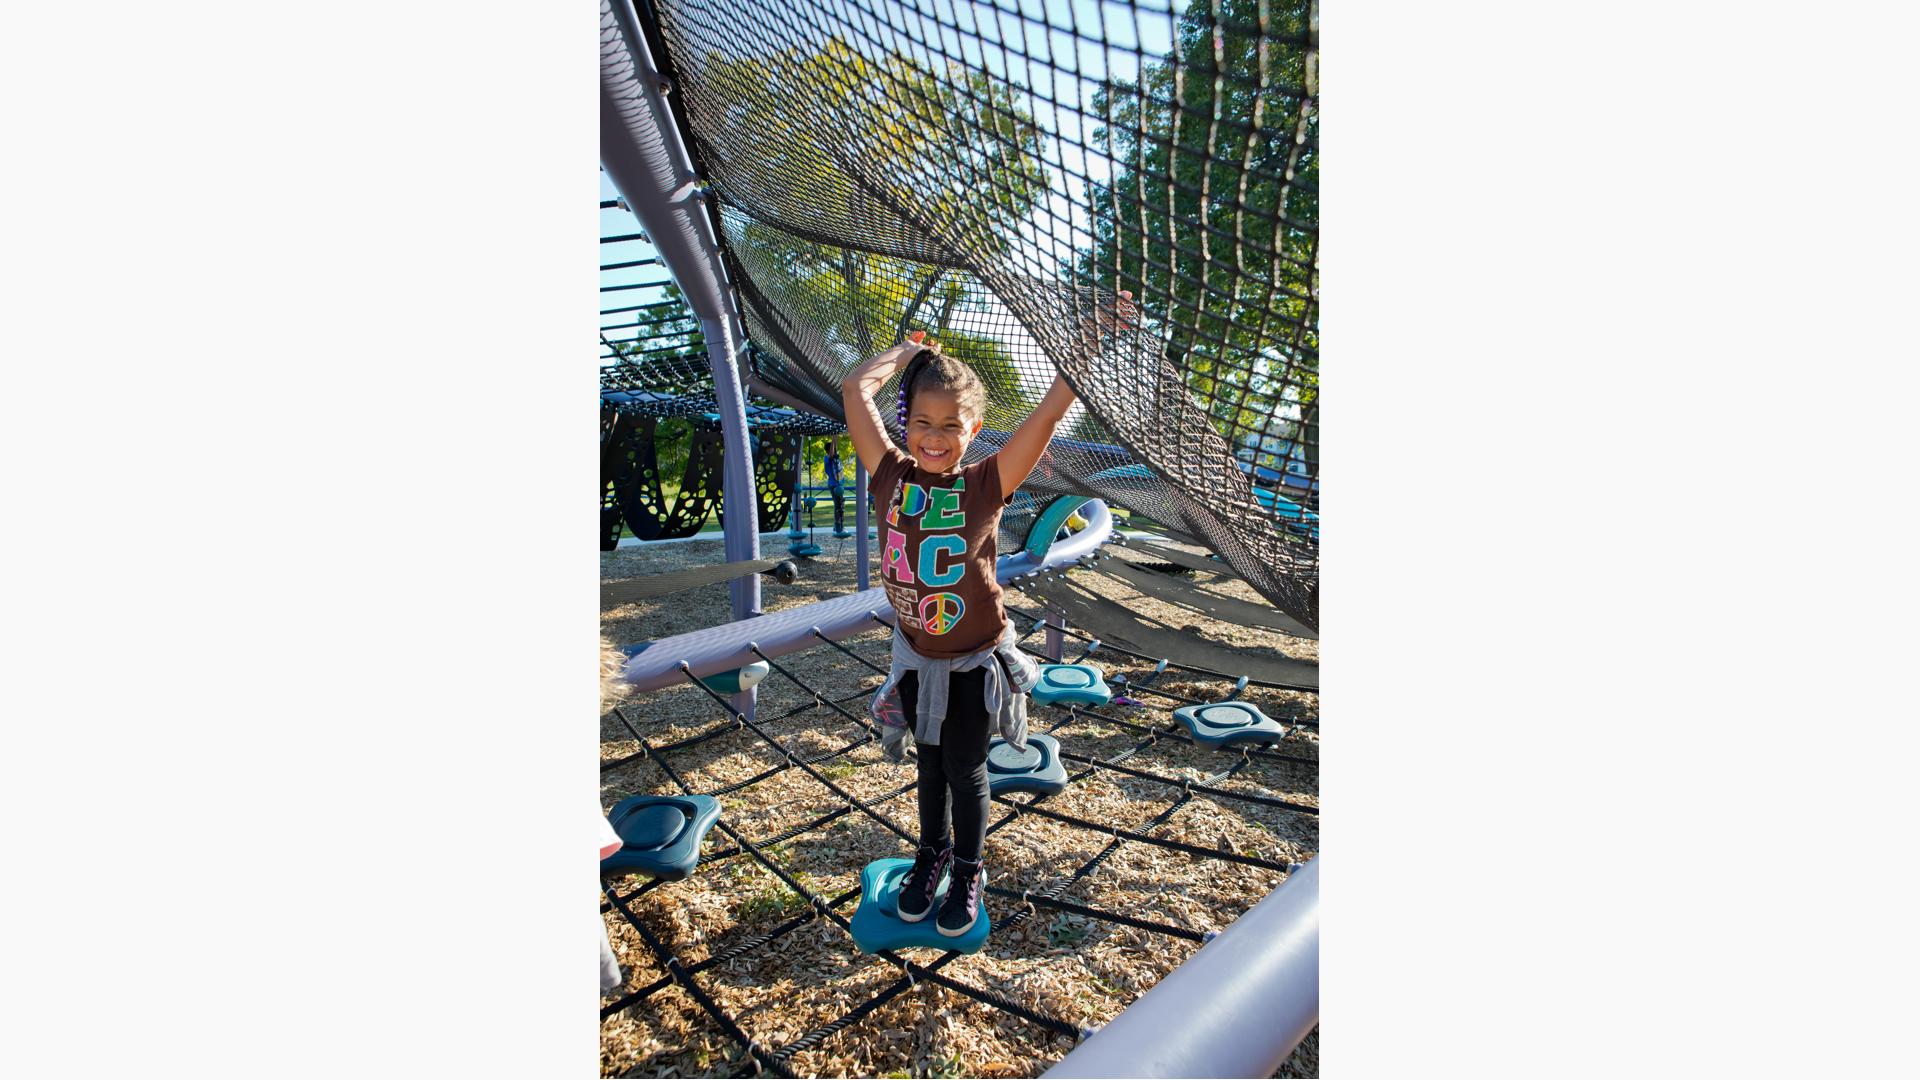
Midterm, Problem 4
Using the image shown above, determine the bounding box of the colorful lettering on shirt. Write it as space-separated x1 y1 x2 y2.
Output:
899 483 928 519
918 592 965 635
922 476 966 530
882 580 919 629
918 534 967 587
883 528 915 585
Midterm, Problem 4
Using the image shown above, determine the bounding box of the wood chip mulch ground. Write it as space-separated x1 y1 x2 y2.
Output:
601 531 1319 1078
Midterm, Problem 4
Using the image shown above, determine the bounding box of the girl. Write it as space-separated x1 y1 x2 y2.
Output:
842 298 1130 936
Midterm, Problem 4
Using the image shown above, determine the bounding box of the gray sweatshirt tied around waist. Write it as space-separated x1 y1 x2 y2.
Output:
870 620 1039 760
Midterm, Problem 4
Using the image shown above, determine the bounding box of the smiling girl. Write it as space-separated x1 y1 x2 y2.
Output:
840 299 1129 936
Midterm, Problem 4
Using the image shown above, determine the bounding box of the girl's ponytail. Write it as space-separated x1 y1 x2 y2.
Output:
895 347 936 429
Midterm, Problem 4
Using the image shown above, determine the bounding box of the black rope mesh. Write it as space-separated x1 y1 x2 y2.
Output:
598 291 845 438
634 0 1319 628
599 193 850 544
600 608 1315 1070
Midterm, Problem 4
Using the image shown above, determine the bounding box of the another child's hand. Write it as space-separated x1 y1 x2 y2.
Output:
1079 290 1138 342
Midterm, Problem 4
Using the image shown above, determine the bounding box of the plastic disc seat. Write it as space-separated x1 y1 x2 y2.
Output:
848 857 991 955
788 541 823 558
1172 701 1285 749
601 794 722 881
986 734 1068 796
1031 663 1112 707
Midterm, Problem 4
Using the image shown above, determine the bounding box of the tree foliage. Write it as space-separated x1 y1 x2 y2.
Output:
1077 0 1317 463
696 35 1051 423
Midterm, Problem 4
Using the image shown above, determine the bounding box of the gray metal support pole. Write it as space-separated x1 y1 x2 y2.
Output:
1044 604 1065 662
1043 857 1319 1079
600 0 760 626
854 459 870 591
701 315 762 624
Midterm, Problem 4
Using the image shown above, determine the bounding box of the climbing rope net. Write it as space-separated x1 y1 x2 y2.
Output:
611 0 1318 629
600 573 1318 1076
602 189 869 545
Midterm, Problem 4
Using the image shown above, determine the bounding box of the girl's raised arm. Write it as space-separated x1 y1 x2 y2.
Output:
841 332 926 475
996 291 1135 494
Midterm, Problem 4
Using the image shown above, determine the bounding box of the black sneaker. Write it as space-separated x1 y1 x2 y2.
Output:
936 857 985 937
896 844 951 923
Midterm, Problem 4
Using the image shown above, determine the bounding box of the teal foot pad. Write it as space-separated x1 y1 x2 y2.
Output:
698 660 768 695
788 542 823 557
986 733 1068 795
848 858 991 955
1173 701 1285 749
601 794 721 881
1032 663 1111 707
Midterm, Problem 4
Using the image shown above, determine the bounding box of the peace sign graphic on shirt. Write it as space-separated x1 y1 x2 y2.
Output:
917 591 965 636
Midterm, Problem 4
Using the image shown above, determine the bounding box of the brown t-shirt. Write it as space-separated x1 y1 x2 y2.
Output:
868 445 1014 659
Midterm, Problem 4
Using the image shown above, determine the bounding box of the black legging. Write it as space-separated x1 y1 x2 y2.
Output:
899 667 991 863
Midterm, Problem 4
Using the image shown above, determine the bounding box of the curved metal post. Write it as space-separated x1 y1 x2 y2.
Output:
600 0 760 624
1043 857 1319 1078
623 502 1113 691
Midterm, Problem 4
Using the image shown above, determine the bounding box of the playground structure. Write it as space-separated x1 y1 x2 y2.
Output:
600 0 1317 1073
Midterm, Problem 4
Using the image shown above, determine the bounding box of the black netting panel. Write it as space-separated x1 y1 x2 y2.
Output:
600 268 845 434
643 0 1318 626
601 286 717 414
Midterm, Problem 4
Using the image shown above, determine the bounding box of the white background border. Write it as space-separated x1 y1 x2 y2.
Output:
5 2 1915 1075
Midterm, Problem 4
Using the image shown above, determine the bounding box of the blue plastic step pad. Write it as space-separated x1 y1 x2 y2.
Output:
788 542 823 557
848 857 991 955
601 794 722 882
1031 663 1112 707
986 733 1068 796
1172 701 1286 749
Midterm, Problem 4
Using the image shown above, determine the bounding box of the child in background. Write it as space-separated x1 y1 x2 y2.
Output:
841 298 1130 936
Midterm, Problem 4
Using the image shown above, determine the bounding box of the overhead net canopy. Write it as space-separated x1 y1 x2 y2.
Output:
602 195 844 435
601 194 849 547
632 0 1319 628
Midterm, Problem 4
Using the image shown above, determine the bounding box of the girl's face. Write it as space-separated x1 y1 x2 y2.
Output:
904 388 982 473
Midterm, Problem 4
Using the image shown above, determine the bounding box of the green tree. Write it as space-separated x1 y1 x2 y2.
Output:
693 35 1052 422
1077 0 1318 463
